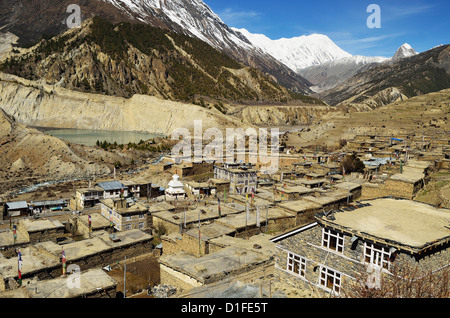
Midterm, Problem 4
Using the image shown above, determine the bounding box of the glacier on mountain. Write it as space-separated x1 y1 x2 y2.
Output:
234 27 352 71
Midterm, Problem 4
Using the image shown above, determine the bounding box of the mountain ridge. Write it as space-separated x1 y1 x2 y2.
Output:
318 44 450 108
0 17 325 106
234 27 352 72
0 0 313 94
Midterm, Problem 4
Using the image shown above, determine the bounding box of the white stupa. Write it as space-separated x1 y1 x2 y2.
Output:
165 174 186 201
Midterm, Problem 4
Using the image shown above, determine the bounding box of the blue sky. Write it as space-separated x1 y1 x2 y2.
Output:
205 0 449 57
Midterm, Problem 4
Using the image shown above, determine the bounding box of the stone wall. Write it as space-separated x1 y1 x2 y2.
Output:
362 179 423 200
161 233 207 257
153 217 181 235
273 224 450 296
160 264 203 291
27 228 65 244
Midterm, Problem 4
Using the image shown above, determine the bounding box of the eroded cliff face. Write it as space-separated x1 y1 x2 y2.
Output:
231 104 335 126
0 72 250 135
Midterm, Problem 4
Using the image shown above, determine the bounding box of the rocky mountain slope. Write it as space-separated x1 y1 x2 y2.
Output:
0 17 313 105
296 43 419 93
298 55 388 93
318 44 450 108
0 0 312 94
392 43 418 61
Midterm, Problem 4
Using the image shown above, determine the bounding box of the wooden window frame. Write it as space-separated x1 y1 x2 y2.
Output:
286 252 306 277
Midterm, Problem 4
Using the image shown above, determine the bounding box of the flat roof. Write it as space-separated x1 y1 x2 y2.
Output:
318 198 450 250
389 167 425 183
0 268 117 298
334 182 362 191
159 246 270 284
78 213 111 229
186 181 215 188
302 190 349 206
209 178 230 185
100 198 148 214
36 229 152 262
184 223 236 241
0 246 60 280
147 201 175 213
227 194 273 207
282 185 315 194
19 219 64 232
279 199 323 213
215 211 267 229
209 233 277 257
294 178 326 185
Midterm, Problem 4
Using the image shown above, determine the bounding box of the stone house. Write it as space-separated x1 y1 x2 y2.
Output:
100 198 149 232
271 198 450 296
214 163 257 195
72 186 104 210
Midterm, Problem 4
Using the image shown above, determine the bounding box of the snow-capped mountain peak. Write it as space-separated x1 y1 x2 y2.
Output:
233 28 352 72
392 43 418 60
100 0 313 93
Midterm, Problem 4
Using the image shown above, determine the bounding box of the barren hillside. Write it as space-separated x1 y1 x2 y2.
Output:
0 108 131 197
285 88 450 149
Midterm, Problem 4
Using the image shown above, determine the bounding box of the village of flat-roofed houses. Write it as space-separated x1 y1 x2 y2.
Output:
0 128 449 299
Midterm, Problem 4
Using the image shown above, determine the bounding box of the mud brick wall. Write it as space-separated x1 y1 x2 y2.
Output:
0 275 5 292
361 183 389 199
362 180 421 200
27 228 65 244
180 233 207 257
161 257 274 293
161 236 181 256
265 217 296 234
153 216 181 235
66 240 153 274
385 179 422 199
160 264 203 292
234 226 265 239
294 207 322 227
161 234 207 257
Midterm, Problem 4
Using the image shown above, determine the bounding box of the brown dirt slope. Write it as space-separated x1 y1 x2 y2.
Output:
0 108 127 196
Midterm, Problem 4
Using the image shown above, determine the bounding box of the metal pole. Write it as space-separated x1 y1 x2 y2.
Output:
265 206 268 234
124 256 126 298
198 212 201 256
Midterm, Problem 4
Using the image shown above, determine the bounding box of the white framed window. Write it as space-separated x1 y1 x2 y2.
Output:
287 252 306 277
125 216 132 221
322 228 344 253
138 222 144 229
319 266 341 294
125 224 132 231
139 214 145 219
364 242 391 270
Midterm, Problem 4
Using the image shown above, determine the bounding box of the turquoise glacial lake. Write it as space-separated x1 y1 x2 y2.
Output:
36 127 164 147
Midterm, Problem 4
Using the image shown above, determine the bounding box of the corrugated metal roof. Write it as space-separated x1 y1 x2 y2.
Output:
30 199 67 207
96 181 125 191
6 201 28 210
